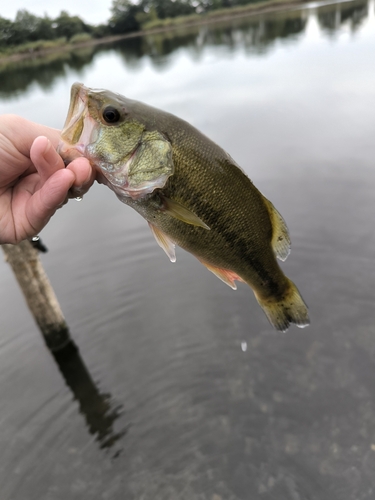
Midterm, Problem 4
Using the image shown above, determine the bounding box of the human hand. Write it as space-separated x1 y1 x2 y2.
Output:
0 115 95 244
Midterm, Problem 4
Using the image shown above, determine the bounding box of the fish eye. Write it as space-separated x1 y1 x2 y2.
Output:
102 106 121 124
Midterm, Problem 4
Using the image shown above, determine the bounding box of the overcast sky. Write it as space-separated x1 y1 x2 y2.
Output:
1 0 114 25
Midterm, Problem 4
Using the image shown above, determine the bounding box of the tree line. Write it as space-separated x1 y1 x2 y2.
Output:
0 10 101 48
0 0 264 49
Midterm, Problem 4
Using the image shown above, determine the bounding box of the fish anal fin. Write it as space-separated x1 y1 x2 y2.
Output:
199 260 244 290
161 196 210 230
148 222 176 262
264 198 291 261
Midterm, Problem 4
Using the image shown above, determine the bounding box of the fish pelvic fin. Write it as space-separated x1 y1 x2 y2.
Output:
148 222 176 262
199 260 244 290
254 278 310 332
161 196 210 230
263 198 291 262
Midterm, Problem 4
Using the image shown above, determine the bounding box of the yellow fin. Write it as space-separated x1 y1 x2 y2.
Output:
254 278 310 332
263 198 291 262
148 222 176 262
161 196 210 230
199 260 244 290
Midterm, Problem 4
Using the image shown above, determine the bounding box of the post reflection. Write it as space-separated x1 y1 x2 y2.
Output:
52 341 127 451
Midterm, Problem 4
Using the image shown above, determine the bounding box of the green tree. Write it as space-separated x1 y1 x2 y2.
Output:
34 15 57 41
148 0 195 19
0 10 36 46
0 17 14 47
0 12 57 47
14 10 41 42
54 11 89 40
109 0 142 34
92 23 111 38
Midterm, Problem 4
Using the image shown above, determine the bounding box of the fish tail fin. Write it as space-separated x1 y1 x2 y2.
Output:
254 279 310 332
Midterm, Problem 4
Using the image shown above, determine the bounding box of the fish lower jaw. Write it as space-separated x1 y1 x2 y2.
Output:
75 143 86 154
112 183 155 201
57 140 85 164
107 172 170 200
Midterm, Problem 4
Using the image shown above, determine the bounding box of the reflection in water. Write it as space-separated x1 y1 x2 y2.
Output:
0 47 99 98
52 341 126 451
0 0 369 97
129 10 309 65
317 0 368 32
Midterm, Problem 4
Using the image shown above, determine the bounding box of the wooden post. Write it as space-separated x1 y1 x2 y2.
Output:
2 240 71 352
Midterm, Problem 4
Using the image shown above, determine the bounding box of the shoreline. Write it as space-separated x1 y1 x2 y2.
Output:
0 0 343 64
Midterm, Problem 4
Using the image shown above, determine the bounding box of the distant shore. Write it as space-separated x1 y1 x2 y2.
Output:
0 0 310 64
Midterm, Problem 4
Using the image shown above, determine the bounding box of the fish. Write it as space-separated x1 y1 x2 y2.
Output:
59 82 309 332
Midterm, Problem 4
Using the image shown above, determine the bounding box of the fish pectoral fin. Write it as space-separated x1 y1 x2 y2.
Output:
161 196 210 230
264 198 291 261
148 222 176 262
199 260 243 290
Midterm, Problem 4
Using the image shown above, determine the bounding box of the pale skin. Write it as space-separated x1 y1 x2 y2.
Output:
0 115 95 244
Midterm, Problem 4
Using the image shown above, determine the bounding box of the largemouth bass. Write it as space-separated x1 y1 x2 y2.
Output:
59 82 309 332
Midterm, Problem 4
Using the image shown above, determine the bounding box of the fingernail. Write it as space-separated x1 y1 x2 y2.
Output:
40 136 51 156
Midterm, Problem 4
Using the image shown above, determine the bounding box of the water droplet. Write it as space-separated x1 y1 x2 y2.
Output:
74 196 83 202
31 235 40 242
241 341 247 352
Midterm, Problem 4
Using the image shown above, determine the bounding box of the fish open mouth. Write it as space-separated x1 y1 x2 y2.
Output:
60 83 89 146
58 83 98 163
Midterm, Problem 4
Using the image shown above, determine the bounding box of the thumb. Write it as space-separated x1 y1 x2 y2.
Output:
26 168 76 233
30 136 65 185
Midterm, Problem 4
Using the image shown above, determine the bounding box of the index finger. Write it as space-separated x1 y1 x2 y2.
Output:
66 156 95 198
0 115 61 157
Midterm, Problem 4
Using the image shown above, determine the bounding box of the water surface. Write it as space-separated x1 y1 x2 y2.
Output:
1 1 375 498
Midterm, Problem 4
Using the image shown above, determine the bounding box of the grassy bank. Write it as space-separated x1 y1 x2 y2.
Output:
0 0 308 63
142 0 307 29
0 34 95 60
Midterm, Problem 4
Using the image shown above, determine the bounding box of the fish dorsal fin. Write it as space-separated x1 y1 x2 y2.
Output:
199 259 244 290
148 222 176 262
264 198 291 262
161 196 210 230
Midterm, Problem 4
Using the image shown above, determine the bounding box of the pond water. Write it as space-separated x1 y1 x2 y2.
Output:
1 0 375 498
